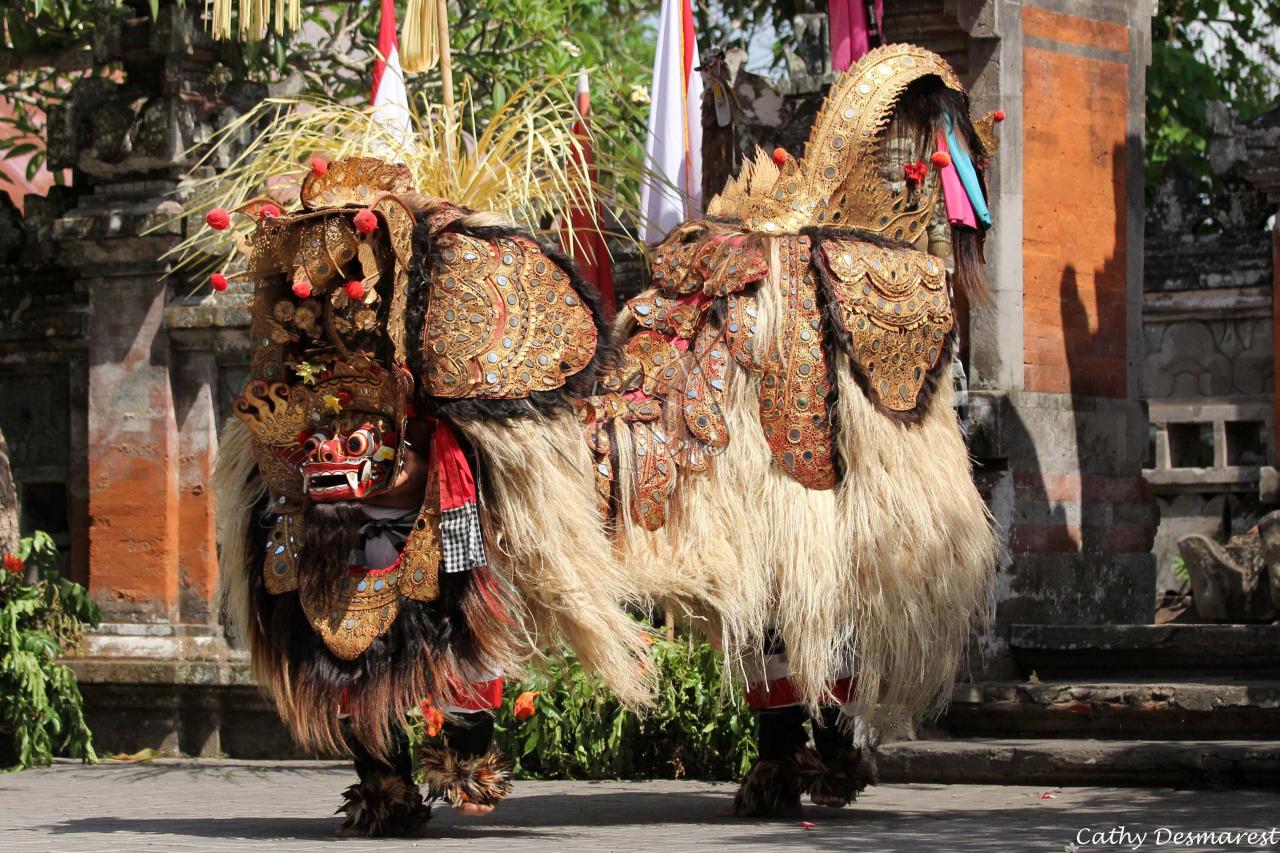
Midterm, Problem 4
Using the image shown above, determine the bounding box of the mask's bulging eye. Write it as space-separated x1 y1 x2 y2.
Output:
304 433 328 456
346 427 377 457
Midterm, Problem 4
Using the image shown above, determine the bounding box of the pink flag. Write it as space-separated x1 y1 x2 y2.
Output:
829 0 885 72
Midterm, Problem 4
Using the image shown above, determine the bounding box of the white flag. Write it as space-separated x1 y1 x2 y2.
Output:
638 0 704 244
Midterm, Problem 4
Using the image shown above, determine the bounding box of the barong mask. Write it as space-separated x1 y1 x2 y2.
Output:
231 158 419 506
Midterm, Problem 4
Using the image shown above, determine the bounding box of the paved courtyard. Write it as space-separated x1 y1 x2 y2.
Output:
2 760 1277 852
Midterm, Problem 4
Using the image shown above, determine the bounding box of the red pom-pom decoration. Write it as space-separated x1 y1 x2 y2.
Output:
993 109 1006 123
292 280 313 299
210 273 229 292
353 209 378 234
930 150 952 169
344 279 366 300
311 158 329 176
771 147 788 166
259 204 282 220
205 208 230 231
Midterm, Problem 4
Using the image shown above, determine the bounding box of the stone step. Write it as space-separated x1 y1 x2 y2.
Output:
878 738 1280 788
1010 624 1280 678
940 681 1280 739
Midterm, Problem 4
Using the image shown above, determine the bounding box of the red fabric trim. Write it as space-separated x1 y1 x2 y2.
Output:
745 676 857 710
447 678 505 711
434 420 478 511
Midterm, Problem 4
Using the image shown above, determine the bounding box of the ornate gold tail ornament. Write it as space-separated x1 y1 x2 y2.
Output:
708 44 966 239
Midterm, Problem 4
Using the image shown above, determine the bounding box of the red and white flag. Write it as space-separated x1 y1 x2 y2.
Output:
370 0 414 149
562 70 616 318
638 0 703 244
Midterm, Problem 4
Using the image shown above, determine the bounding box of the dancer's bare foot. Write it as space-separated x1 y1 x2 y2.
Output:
455 802 495 817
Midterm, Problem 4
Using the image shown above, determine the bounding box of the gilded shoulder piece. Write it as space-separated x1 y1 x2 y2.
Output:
422 231 598 399
817 239 953 414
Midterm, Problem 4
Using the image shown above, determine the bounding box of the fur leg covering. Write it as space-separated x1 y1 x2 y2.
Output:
336 774 432 837
733 759 803 817
419 745 514 808
793 745 879 807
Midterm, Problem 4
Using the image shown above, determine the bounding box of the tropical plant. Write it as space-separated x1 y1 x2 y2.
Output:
1147 0 1280 194
412 635 757 780
0 531 100 770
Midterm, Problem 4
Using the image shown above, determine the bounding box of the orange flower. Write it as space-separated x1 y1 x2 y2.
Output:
419 700 444 737
513 691 540 721
3 554 22 576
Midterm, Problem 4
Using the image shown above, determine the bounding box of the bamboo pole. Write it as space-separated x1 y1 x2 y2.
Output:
436 0 456 165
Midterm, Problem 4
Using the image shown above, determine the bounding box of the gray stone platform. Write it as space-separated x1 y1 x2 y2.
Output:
4 760 1280 852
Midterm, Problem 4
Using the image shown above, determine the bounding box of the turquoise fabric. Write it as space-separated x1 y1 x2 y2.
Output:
944 114 992 229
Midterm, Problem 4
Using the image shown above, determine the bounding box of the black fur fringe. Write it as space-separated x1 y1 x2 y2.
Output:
336 774 431 837
733 759 803 817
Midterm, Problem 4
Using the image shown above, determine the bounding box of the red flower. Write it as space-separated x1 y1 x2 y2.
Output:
205 208 230 230
3 554 23 576
353 209 378 234
903 160 928 186
311 158 329 177
344 279 366 300
335 391 352 407
419 700 444 737
259 204 282 220
930 150 952 169
513 691 540 721
291 280 313 299
210 273 229 292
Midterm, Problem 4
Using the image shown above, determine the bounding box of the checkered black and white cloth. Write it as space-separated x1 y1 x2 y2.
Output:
440 500 487 574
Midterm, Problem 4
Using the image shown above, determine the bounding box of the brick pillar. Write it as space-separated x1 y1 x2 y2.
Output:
962 0 1159 653
54 191 185 622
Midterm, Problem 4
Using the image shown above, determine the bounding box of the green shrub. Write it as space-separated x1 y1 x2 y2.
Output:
414 635 757 780
0 531 100 770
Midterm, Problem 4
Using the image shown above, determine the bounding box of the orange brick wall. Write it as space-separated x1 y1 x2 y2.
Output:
1022 8 1131 398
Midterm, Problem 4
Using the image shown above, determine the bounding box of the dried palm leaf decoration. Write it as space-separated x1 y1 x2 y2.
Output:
209 0 301 40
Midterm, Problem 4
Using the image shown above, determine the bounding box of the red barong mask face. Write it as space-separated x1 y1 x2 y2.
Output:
300 411 398 502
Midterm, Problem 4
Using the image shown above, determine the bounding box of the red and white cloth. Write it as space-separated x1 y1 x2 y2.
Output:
744 647 857 711
638 0 704 243
370 0 414 149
